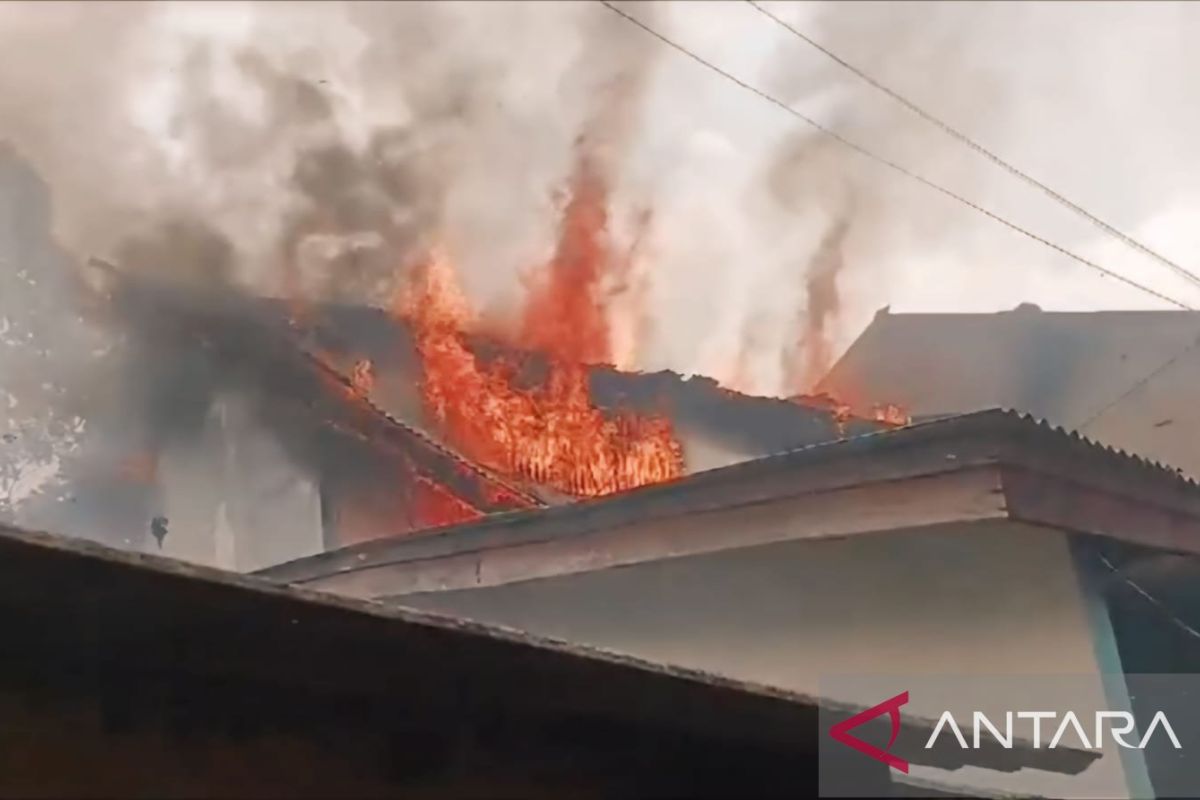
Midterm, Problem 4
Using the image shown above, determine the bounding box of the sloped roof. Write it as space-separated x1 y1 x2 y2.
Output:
98 262 541 515
818 305 1200 429
103 270 887 496
259 409 1200 590
0 521 1097 781
298 304 892 465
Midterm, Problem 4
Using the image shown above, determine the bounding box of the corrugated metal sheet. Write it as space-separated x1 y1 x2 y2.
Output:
259 408 1200 586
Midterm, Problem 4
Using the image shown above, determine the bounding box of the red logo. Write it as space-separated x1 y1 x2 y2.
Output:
829 691 910 773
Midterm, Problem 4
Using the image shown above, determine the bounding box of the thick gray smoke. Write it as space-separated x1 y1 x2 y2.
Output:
0 2 659 297
0 1 664 536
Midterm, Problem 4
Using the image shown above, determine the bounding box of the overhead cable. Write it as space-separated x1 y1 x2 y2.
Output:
597 0 1192 311
747 0 1200 291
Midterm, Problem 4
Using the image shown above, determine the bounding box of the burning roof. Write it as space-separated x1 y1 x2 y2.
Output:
290 301 900 478
395 245 684 499
74 151 907 554
84 249 903 557
93 260 540 540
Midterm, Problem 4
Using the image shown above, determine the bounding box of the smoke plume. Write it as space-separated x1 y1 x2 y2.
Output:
0 1 663 537
3 0 1200 468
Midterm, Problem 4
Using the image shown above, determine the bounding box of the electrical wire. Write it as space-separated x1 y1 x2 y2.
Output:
1079 333 1200 429
596 0 1193 311
746 0 1200 292
1098 553 1200 643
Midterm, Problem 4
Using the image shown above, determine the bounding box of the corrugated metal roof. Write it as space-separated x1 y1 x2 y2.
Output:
0 521 1097 778
259 408 1200 584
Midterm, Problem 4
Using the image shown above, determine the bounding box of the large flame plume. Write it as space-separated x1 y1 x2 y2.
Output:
395 162 684 498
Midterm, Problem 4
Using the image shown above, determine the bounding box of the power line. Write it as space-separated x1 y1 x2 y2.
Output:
740 0 1200 429
597 0 1193 311
744 1 1200 440
1079 333 1200 429
1098 553 1200 643
746 0 1200 293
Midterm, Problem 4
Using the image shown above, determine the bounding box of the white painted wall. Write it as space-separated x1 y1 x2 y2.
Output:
397 521 1140 798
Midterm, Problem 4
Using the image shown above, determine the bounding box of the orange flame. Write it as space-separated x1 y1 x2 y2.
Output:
398 245 683 498
517 158 615 365
350 358 375 397
788 392 911 433
872 403 911 427
412 474 484 529
117 451 159 484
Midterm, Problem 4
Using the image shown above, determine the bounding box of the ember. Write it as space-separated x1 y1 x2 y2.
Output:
350 358 375 397
118 451 159 484
789 392 911 434
872 403 911 427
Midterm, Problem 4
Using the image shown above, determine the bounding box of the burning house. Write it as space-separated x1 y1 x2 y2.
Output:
72 254 899 572
0 137 906 572
6 3 1200 797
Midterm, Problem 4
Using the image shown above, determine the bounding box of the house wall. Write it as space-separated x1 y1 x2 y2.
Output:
398 521 1139 798
156 393 323 572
